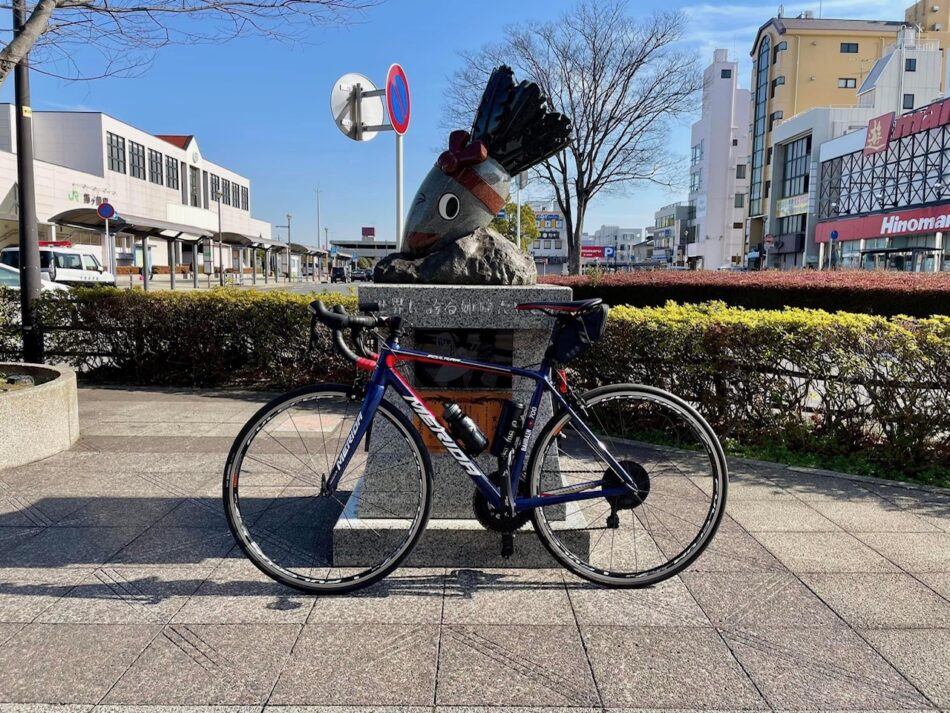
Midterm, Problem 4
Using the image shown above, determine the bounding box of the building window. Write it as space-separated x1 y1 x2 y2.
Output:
778 214 806 234
733 222 744 229
232 182 240 207
905 58 917 72
165 155 178 189
241 186 249 211
903 93 915 110
543 240 551 250
769 110 784 132
770 75 785 98
732 138 738 146
772 40 787 63
767 146 773 165
840 42 859 53
750 35 771 216
129 142 145 179
736 163 747 179
554 240 563 249
189 166 200 207
690 172 702 192
690 141 703 166
210 174 220 202
202 170 209 209
180 162 187 205
782 134 811 197
734 193 746 208
148 149 163 185
720 68 732 79
106 133 126 174
221 178 231 206
838 78 857 88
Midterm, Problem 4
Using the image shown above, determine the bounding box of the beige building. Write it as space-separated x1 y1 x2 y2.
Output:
747 14 909 250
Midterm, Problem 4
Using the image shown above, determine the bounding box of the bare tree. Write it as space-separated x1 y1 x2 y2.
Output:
0 0 375 86
444 1 701 274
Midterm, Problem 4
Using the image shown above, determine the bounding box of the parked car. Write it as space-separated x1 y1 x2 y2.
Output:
1 244 116 287
351 268 373 282
330 266 350 283
0 263 70 292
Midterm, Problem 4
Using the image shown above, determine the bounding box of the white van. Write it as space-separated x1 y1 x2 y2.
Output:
0 242 116 287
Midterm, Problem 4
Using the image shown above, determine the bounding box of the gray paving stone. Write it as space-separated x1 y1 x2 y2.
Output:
308 568 444 625
863 628 950 708
0 527 145 569
0 568 87 623
915 571 950 599
35 566 208 625
768 472 882 501
808 500 943 533
721 626 931 710
681 522 787 574
0 623 158 703
269 624 438 706
442 568 572 626
726 500 840 532
856 533 950 572
437 625 598 707
106 526 237 568
95 707 259 712
0 705 93 712
582 625 765 709
170 561 314 624
681 571 841 630
566 573 708 627
103 624 299 706
801 572 950 629
55 495 183 530
753 532 901 573
265 708 427 713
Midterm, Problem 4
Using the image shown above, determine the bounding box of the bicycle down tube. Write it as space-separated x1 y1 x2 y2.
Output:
323 340 639 514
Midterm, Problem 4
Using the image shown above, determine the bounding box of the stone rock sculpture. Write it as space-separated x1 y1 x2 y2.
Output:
374 65 571 285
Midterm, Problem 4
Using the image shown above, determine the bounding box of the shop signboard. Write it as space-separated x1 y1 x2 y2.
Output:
775 194 809 218
816 204 950 242
581 246 605 258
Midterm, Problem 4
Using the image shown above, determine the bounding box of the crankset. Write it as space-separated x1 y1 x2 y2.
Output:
472 472 531 534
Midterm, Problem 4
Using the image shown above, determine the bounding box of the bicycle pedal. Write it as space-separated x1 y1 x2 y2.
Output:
501 533 514 559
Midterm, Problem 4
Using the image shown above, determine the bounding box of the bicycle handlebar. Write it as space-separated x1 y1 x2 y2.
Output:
312 300 377 331
310 300 393 365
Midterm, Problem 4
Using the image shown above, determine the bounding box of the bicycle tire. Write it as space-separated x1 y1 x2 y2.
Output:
223 383 433 594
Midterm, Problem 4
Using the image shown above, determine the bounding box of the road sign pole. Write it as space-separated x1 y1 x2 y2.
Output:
396 132 404 252
104 218 111 273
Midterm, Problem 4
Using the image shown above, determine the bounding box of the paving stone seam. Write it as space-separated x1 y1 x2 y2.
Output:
561 572 606 711
430 566 448 707
671 568 773 710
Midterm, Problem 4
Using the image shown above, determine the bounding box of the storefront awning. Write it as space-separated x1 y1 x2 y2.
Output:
288 242 326 255
50 208 213 241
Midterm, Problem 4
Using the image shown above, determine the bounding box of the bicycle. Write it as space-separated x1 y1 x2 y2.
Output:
223 298 728 593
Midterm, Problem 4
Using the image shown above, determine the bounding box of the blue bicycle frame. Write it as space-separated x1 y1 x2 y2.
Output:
323 331 637 515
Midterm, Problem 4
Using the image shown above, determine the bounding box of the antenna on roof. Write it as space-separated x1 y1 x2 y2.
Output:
778 4 784 18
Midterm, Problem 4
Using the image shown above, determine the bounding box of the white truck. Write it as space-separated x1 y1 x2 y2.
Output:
0 242 116 287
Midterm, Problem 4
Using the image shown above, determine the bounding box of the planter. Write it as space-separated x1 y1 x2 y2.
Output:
0 363 79 469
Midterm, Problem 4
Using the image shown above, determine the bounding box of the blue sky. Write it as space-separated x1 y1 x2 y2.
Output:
1 0 901 246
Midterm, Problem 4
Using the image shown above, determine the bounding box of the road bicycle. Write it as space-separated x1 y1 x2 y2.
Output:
223 298 728 593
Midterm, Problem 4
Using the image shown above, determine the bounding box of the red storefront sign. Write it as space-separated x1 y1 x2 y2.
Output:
863 98 950 155
816 204 950 243
581 245 605 258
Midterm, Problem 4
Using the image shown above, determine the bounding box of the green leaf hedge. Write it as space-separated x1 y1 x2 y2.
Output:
1 288 948 481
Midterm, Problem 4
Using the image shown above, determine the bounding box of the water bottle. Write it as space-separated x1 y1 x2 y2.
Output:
443 403 488 456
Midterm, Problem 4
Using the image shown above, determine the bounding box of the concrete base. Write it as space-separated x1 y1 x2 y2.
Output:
333 284 584 567
0 363 80 470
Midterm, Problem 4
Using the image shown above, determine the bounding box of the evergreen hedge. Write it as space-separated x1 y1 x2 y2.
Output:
1 288 947 482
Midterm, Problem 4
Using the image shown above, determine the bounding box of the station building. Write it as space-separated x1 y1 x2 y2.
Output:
0 106 327 283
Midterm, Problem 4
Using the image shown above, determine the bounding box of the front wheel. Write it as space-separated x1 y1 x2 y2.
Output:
223 384 433 593
528 384 728 587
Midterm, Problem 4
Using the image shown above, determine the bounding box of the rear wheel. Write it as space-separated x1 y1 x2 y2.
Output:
223 384 432 593
528 384 728 587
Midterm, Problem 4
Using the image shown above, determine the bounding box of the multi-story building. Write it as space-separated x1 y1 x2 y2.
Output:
687 49 751 270
652 202 693 266
815 95 950 272
526 202 569 275
0 106 294 281
586 225 646 267
747 13 908 254
761 27 942 269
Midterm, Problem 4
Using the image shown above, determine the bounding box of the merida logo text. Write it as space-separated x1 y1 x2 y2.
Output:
334 411 362 472
880 213 950 235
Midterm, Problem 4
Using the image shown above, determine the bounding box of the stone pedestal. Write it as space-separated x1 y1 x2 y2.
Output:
332 284 590 567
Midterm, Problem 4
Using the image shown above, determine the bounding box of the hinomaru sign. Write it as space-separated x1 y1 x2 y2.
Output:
864 98 950 155
816 204 950 243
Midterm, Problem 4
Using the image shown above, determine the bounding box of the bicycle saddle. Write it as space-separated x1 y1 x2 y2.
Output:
515 298 602 314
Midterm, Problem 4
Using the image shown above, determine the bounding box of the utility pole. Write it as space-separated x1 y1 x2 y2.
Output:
315 187 322 250
216 190 224 286
13 0 42 363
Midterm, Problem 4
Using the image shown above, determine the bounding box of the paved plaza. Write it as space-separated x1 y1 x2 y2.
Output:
0 387 948 711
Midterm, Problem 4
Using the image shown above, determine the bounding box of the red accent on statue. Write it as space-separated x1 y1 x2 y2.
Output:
437 130 489 175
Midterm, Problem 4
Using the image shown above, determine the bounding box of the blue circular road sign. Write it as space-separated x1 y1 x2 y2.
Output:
97 202 116 220
386 64 411 135
830 229 839 241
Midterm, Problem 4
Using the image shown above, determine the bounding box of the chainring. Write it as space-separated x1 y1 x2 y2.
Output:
472 472 532 533
602 460 651 510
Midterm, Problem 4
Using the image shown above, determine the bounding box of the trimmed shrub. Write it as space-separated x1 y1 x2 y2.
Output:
1 288 947 481
542 271 950 317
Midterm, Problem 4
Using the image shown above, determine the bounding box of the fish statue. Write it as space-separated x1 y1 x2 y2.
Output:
402 65 572 258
